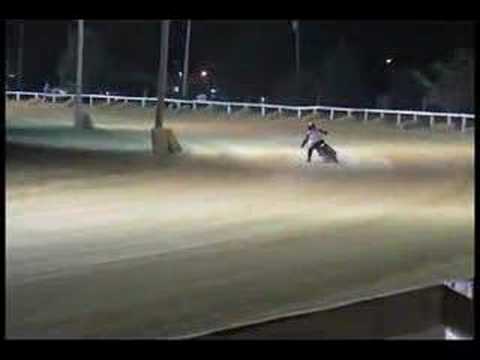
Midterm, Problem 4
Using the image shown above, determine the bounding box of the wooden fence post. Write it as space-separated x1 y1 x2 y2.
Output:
461 117 467 132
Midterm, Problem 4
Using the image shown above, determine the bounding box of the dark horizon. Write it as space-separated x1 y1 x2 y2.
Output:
4 20 474 105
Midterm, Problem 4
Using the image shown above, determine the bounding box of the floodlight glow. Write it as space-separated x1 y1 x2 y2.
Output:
174 86 180 93
386 58 393 65
210 88 217 94
201 70 208 77
179 72 183 77
445 327 470 340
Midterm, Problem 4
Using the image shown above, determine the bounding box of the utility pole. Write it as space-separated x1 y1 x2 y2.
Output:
74 19 84 125
151 20 181 155
6 47 10 89
155 20 170 129
292 20 300 78
68 21 75 60
17 20 24 90
6 21 14 89
182 20 191 99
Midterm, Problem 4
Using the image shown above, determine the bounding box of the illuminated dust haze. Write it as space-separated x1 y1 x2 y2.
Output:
6 102 474 338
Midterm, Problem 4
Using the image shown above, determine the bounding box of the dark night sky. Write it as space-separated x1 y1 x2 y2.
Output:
5 20 474 98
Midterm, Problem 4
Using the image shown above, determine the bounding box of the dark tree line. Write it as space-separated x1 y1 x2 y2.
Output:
269 41 473 112
56 26 158 95
270 38 371 106
421 48 474 113
53 26 474 112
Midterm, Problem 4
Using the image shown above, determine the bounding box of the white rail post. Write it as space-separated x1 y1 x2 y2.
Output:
107 96 111 105
192 102 197 110
89 96 93 107
227 104 232 114
16 92 20 101
347 110 352 118
297 109 302 119
447 116 452 129
123 98 128 104
261 105 266 117
313 108 317 115
34 93 39 100
363 111 368 123
396 113 402 127
329 109 334 120
461 117 467 133
278 108 283 115
380 112 385 119
52 95 56 104
141 98 146 107
413 114 418 123
430 115 435 129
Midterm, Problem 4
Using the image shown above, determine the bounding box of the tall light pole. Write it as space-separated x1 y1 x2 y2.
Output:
17 20 24 90
6 47 10 88
155 20 170 129
151 20 181 155
292 20 300 78
74 20 84 126
182 20 191 99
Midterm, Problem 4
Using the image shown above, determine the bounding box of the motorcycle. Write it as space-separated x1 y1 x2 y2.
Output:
318 141 339 163
301 124 340 164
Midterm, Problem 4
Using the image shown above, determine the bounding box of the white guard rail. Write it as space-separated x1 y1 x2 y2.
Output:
5 91 475 132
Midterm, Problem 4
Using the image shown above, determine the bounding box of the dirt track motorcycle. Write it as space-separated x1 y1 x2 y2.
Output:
301 124 339 164
318 141 339 163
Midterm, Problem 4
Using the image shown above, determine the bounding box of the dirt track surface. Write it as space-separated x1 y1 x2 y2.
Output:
6 103 474 338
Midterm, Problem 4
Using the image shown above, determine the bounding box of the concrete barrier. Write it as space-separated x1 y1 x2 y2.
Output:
199 285 473 339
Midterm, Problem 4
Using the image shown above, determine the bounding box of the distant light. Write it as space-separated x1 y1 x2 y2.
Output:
260 97 265 103
210 88 217 94
179 71 183 77
174 86 180 93
386 58 393 65
106 91 110 96
201 70 208 77
8 74 15 78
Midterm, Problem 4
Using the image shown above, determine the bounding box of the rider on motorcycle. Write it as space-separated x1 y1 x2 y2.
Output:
301 122 329 162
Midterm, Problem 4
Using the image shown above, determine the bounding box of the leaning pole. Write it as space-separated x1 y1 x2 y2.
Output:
181 20 191 99
73 19 93 129
74 19 84 127
17 21 24 91
151 20 182 155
